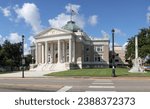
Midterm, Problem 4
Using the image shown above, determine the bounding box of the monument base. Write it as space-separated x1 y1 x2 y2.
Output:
128 57 145 73
129 66 145 73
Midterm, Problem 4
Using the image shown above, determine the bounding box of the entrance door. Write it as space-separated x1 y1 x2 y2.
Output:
54 53 58 63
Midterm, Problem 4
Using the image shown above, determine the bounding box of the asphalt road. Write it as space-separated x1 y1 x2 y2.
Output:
0 77 150 92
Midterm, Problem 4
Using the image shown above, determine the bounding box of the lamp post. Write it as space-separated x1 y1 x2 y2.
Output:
22 35 25 78
112 29 116 77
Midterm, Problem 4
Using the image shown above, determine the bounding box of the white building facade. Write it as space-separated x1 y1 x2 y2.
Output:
31 21 109 71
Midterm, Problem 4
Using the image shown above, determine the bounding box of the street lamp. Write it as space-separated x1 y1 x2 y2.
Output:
112 29 116 77
22 35 25 78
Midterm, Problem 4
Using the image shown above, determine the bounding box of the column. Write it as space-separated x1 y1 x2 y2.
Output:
38 43 42 63
45 41 48 63
62 41 65 62
72 39 75 63
51 43 53 63
35 43 38 64
42 44 44 63
58 40 61 63
69 39 72 63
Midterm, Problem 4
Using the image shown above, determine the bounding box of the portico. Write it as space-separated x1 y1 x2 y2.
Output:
35 38 75 64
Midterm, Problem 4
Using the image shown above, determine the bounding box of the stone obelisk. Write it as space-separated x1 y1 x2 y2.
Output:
129 36 145 73
135 36 138 59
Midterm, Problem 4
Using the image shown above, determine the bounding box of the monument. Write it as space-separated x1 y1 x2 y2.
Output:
129 36 145 73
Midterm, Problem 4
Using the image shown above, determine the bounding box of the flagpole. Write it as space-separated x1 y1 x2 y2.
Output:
70 4 72 21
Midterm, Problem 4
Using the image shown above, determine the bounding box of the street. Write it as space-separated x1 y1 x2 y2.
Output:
0 77 150 92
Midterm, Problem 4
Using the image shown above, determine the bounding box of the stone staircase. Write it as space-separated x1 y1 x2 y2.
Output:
32 63 68 72
34 63 46 71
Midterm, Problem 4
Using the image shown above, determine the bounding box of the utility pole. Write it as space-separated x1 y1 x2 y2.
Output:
112 29 116 77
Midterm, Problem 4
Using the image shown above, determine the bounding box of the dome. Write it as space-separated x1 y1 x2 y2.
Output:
62 21 82 32
30 42 35 47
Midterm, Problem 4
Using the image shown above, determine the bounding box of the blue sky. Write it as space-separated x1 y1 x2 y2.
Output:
0 0 150 54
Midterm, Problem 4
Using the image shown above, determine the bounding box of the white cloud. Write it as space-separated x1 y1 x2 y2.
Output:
101 30 109 39
28 35 35 44
49 13 70 28
14 3 43 33
0 6 11 17
0 33 21 44
65 3 80 14
88 15 98 26
73 15 85 28
122 42 128 50
114 28 126 36
148 6 150 11
7 33 21 43
49 13 85 29
147 12 150 23
24 43 30 55
8 33 30 55
146 6 150 23
48 3 85 29
0 34 6 45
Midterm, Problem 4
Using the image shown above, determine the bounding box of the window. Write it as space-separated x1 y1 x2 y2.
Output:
116 54 119 56
84 56 89 62
115 59 119 62
86 48 89 52
94 45 103 52
85 46 90 52
66 43 69 49
48 47 51 51
94 54 103 62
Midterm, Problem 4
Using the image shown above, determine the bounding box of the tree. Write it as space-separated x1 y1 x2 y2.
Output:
23 54 32 70
125 27 150 66
0 40 33 71
0 40 22 71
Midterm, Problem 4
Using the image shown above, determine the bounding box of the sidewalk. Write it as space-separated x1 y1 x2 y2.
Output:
0 70 51 78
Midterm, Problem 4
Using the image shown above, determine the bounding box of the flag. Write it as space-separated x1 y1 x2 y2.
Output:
71 9 77 15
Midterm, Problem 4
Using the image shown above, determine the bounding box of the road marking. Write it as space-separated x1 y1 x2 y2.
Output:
85 91 116 92
94 80 112 82
92 83 114 85
89 86 115 88
57 86 72 92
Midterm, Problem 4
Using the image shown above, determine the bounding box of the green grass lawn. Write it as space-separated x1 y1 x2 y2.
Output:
45 68 150 77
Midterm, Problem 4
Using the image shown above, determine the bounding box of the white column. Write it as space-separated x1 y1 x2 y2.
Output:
58 40 61 63
35 43 38 64
62 41 65 62
45 41 48 63
69 39 72 63
72 39 75 63
51 43 53 63
42 44 44 63
38 43 42 63
135 36 138 59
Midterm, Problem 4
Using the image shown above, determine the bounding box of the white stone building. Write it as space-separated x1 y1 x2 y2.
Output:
31 21 109 71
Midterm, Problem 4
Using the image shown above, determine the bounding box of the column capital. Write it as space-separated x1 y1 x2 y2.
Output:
38 43 42 46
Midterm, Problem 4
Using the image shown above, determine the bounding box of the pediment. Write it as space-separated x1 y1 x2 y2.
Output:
36 28 72 38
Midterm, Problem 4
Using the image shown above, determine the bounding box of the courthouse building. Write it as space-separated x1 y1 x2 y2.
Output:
31 21 110 71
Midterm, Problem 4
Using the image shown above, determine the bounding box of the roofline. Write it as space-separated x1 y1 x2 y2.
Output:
34 27 73 38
